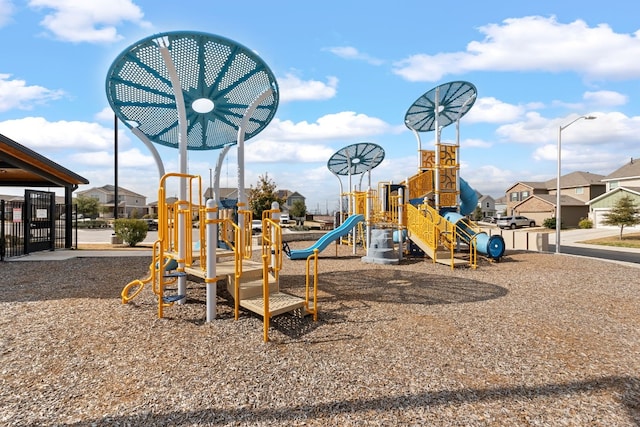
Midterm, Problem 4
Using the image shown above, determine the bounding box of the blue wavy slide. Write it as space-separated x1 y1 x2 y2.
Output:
285 214 364 260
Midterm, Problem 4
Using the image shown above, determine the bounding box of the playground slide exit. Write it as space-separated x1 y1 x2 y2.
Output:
446 178 505 259
286 214 365 260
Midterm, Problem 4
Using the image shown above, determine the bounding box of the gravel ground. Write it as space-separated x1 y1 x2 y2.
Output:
1 243 639 426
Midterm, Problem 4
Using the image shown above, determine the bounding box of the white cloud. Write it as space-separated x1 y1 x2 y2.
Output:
0 74 65 112
462 164 518 197
278 73 338 102
246 139 334 163
393 15 640 82
325 46 384 66
0 116 116 151
95 106 116 122
465 97 526 124
70 147 154 168
0 0 15 27
259 111 393 142
583 90 628 107
28 0 150 43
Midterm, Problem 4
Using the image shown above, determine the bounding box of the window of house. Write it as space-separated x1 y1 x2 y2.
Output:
610 181 619 189
575 187 584 195
486 202 490 208
510 192 518 201
521 191 529 198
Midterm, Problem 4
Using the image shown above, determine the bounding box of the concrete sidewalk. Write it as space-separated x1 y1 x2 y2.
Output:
551 227 640 254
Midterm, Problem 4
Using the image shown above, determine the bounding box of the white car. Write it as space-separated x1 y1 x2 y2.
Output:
496 216 536 229
280 213 290 224
251 220 262 233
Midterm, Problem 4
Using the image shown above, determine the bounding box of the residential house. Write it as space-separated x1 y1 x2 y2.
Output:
276 189 306 212
199 187 306 213
148 196 178 218
504 181 549 216
587 158 640 229
477 194 496 218
77 185 148 218
506 171 605 227
494 196 507 217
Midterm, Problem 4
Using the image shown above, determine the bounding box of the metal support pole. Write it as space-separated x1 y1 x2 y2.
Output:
556 115 596 254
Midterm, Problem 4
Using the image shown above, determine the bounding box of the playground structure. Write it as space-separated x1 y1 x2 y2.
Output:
109 31 503 340
321 81 505 268
108 31 319 341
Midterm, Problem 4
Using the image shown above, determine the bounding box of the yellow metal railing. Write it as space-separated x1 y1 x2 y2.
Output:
305 248 320 321
157 172 202 267
406 170 434 200
242 210 253 259
406 203 457 269
260 216 283 275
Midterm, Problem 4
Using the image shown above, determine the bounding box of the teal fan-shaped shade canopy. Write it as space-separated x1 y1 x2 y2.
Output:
404 81 476 132
327 142 385 176
105 31 279 150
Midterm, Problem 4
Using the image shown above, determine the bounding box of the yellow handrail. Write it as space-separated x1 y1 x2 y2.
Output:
261 253 270 342
305 248 320 321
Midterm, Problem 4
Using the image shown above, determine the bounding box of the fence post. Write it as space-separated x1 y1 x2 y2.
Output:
1 199 5 261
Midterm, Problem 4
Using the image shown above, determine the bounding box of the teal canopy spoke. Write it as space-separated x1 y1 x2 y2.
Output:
328 142 385 176
404 81 476 132
106 31 279 151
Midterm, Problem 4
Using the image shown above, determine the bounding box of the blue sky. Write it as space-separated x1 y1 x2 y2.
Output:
1 0 639 213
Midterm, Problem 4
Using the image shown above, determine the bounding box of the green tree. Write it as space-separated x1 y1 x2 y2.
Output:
75 195 100 219
289 199 307 226
602 195 640 239
248 173 285 220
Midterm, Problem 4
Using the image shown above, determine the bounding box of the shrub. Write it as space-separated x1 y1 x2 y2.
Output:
113 219 148 247
578 218 593 229
543 217 567 229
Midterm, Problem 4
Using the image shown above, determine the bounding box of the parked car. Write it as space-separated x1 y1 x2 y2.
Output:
496 215 536 229
482 216 496 224
251 220 262 233
143 218 158 231
280 213 290 224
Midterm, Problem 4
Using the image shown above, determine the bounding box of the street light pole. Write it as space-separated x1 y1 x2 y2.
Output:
556 115 596 253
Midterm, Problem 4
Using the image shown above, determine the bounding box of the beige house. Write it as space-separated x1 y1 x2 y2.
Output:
513 194 589 228
77 185 148 218
504 181 549 216
505 171 606 228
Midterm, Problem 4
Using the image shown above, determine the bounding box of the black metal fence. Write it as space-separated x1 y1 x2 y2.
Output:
1 198 77 261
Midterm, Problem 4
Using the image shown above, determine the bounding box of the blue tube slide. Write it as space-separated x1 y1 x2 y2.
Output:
445 178 505 259
286 214 364 260
443 211 505 259
459 177 477 216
